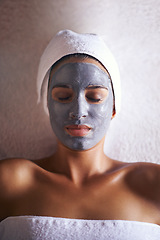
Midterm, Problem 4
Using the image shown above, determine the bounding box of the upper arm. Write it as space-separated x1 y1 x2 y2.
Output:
0 159 16 219
125 162 160 203
0 158 34 220
0 158 34 199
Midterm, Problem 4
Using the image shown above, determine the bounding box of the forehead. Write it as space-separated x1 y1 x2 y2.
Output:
50 56 109 75
49 56 110 88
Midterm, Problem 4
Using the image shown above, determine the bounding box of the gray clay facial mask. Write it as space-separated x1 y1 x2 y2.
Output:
48 62 113 151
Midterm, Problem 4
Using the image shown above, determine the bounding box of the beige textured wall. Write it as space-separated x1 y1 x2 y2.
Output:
0 0 160 163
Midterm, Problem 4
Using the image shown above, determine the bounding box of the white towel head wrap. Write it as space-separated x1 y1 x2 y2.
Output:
37 30 121 115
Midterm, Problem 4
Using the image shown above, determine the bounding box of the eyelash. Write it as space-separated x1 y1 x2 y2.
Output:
86 97 102 102
58 96 72 102
58 97 71 100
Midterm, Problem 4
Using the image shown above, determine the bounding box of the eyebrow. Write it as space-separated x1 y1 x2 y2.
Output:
86 86 108 90
53 85 71 88
52 85 108 90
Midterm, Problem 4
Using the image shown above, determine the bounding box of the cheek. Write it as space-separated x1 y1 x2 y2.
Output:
48 100 68 123
89 101 112 121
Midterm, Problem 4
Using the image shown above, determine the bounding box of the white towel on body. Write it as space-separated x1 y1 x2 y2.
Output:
0 216 160 240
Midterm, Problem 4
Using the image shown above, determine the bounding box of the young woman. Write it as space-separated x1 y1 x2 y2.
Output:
0 30 160 239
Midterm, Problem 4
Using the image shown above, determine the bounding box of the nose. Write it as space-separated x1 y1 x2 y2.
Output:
69 112 86 119
69 93 88 120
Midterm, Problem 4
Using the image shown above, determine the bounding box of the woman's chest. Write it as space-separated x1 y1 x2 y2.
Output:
8 178 159 224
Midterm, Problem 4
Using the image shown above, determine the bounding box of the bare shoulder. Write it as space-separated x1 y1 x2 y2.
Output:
124 161 160 203
0 158 35 197
0 158 35 177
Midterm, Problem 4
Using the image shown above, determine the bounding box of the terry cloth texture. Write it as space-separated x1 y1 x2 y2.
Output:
0 216 160 240
37 29 121 115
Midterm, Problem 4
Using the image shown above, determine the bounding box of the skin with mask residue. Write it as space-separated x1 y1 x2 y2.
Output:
48 62 113 151
0 56 160 226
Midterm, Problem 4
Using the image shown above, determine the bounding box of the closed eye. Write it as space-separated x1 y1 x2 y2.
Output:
85 87 108 104
52 87 74 103
58 96 72 101
86 97 102 102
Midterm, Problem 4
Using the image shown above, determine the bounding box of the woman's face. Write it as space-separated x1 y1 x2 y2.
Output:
47 57 114 151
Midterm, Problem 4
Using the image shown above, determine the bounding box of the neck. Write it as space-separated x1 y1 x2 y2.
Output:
51 137 112 186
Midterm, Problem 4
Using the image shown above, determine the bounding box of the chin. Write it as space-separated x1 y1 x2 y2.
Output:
62 138 100 151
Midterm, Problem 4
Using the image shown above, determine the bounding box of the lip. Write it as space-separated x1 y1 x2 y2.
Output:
65 125 92 137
